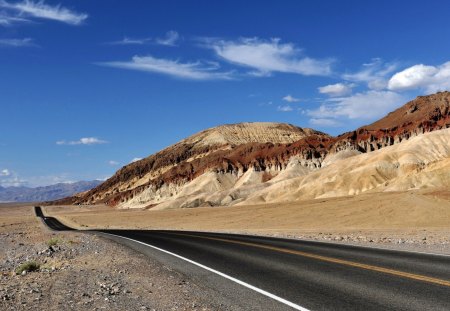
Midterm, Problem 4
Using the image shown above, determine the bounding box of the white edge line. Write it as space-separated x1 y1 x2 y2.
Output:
101 232 310 311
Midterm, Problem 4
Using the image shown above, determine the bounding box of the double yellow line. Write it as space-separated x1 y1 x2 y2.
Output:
173 233 450 287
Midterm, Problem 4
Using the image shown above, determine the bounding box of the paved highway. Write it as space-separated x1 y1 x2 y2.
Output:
35 206 450 310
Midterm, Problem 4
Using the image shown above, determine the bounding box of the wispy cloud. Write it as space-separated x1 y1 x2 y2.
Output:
56 137 108 145
308 90 404 122
282 95 300 102
156 30 179 46
258 101 273 107
0 0 88 25
1 169 10 176
342 58 398 90
318 83 354 97
0 169 27 187
108 160 119 166
108 36 152 45
130 157 142 163
205 37 333 77
388 61 450 93
100 55 234 80
107 31 180 46
0 37 35 47
309 118 342 127
277 105 293 112
0 11 30 25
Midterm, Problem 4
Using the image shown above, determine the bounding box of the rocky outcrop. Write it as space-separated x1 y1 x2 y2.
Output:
55 92 450 208
330 91 450 154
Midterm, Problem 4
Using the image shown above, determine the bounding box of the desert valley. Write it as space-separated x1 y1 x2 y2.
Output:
3 91 450 311
40 91 450 250
2 1 450 310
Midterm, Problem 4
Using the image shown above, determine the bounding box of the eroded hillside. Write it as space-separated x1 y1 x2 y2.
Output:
55 91 450 209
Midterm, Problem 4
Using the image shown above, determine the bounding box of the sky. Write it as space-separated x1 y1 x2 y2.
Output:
1 0 450 187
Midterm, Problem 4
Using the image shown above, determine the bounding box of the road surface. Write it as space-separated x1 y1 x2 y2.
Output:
35 206 450 310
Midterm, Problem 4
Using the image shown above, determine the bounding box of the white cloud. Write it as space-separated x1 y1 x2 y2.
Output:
56 137 108 145
318 83 354 97
0 169 27 187
100 55 234 80
0 176 27 187
108 31 179 46
309 118 342 127
156 30 179 46
130 157 142 163
277 105 293 112
308 90 404 121
258 101 273 107
0 0 88 25
108 37 152 45
282 95 300 102
0 38 34 47
25 174 73 186
388 61 450 92
0 12 30 25
1 169 10 176
206 37 333 76
343 58 397 90
108 160 119 166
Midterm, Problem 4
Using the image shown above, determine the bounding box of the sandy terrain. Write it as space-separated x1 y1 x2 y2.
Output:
0 204 239 310
44 190 450 255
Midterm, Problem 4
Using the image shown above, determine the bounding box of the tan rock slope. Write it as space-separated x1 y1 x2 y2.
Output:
55 91 450 209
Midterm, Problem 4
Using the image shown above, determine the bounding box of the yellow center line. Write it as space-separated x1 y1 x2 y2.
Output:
171 232 450 288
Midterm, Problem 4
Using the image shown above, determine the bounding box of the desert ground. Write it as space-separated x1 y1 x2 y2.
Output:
0 204 240 310
2 190 450 309
44 189 450 254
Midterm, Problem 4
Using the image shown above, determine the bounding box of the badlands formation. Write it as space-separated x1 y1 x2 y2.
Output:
58 91 450 210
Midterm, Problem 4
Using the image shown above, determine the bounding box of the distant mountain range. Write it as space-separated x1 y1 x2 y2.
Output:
0 180 102 203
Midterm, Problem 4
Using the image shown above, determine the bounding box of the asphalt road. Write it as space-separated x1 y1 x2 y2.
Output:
35 206 450 310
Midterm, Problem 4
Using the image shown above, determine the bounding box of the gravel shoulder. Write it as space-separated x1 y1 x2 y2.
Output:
0 204 238 310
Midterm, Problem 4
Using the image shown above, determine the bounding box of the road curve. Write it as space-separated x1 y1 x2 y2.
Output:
35 206 450 310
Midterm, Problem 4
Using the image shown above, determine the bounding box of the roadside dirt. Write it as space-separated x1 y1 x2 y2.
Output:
0 204 237 310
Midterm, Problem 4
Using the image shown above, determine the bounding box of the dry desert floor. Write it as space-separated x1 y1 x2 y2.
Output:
2 190 450 309
45 189 450 254
0 204 240 310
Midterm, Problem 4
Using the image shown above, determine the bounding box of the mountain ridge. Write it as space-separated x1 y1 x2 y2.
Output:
55 91 450 208
0 180 102 203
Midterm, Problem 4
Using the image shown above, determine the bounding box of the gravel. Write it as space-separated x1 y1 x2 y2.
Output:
0 213 237 310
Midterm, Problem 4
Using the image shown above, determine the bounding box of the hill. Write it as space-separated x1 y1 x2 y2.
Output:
57 91 450 209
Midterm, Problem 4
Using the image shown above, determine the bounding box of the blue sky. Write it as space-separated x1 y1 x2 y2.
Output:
1 0 450 187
